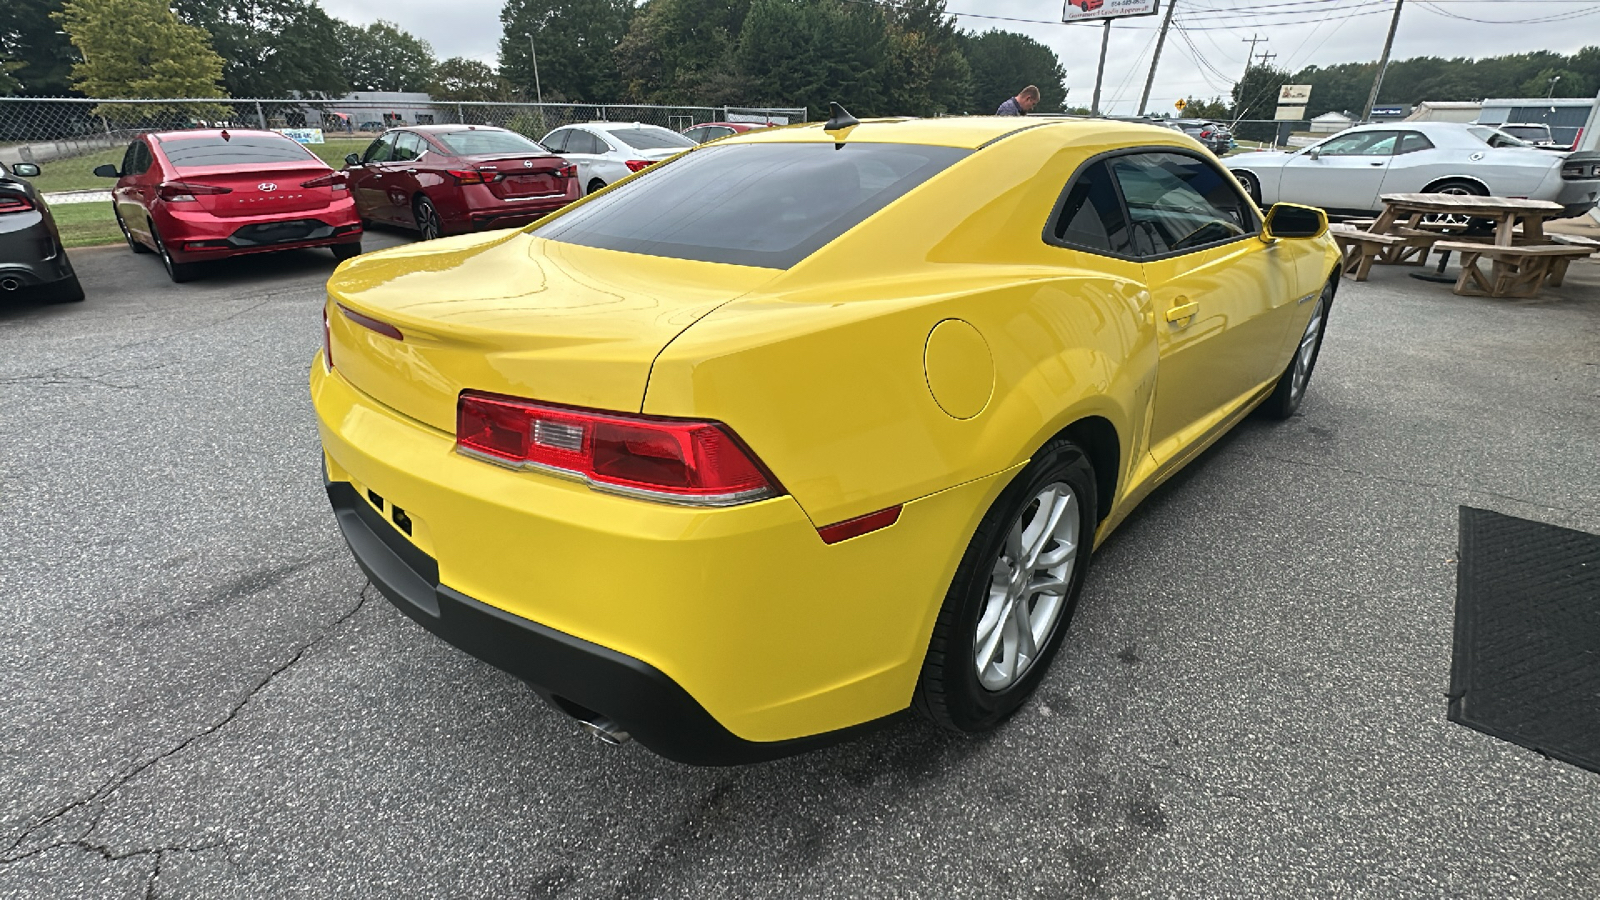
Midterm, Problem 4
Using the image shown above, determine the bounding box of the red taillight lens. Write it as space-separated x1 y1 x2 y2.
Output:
0 195 34 214
456 392 780 505
558 164 577 179
624 159 654 173
817 506 902 544
1200 129 1213 138
448 169 485 185
301 171 348 191
158 182 232 202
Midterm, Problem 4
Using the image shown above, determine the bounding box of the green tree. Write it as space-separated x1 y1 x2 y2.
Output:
1231 63 1289 140
55 0 227 117
1 0 81 95
962 29 1067 114
734 0 890 116
613 0 749 103
431 57 513 102
172 0 347 97
1179 96 1231 120
879 0 969 116
499 0 631 102
337 20 435 92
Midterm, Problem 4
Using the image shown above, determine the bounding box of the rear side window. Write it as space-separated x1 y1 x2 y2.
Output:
1109 152 1256 258
540 130 569 152
159 134 315 166
533 142 968 269
1049 161 1131 255
1397 132 1434 155
436 130 546 156
607 127 695 151
563 130 603 154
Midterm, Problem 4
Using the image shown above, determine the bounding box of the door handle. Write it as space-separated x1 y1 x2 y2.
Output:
1166 301 1199 324
405 168 417 174
1369 161 1385 167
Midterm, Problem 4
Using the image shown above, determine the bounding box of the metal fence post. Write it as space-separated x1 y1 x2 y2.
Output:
254 100 267 129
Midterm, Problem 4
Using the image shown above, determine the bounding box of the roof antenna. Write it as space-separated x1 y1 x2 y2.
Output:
824 102 859 131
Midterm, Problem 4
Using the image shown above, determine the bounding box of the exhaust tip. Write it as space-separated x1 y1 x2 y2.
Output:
577 717 632 746
0 277 21 292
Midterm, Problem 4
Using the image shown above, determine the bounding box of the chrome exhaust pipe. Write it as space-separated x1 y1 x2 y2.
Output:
0 277 21 292
577 716 632 746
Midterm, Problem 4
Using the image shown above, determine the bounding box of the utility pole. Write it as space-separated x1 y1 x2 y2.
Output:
1361 0 1404 122
527 33 544 106
1137 0 1179 116
1091 19 1112 116
1240 33 1267 82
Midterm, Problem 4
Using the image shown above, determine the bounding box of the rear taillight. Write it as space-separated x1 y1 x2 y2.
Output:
0 195 34 214
456 391 781 506
624 159 654 173
449 169 490 185
321 304 333 371
158 182 232 202
558 164 577 179
301 172 348 191
1200 129 1214 138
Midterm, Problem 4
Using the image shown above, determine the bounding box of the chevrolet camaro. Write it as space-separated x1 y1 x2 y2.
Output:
312 111 1342 764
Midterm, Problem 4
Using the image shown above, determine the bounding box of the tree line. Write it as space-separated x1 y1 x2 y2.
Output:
0 0 1069 117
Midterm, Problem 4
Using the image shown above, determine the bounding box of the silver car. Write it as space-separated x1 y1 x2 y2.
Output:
1227 122 1600 218
0 160 83 304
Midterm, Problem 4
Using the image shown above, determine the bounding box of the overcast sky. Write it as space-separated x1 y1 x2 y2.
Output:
319 0 1600 114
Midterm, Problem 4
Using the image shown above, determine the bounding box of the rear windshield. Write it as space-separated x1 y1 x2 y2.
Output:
605 127 696 151
159 135 316 166
435 130 547 156
532 142 968 269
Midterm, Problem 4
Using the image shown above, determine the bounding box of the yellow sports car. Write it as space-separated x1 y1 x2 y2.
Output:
311 110 1341 764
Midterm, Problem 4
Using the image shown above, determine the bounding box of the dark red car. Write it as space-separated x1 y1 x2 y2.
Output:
342 126 579 239
95 129 361 283
679 121 774 144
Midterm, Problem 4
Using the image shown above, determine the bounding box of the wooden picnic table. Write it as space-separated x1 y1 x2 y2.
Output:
1331 193 1592 298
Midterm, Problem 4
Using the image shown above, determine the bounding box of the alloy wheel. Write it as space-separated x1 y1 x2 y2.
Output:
974 482 1080 691
1290 294 1327 404
415 199 441 240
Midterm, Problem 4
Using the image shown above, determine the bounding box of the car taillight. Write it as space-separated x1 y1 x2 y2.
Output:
1200 129 1214 138
624 159 654 173
449 169 487 185
456 391 781 506
301 172 348 191
558 164 577 179
0 195 33 214
322 304 333 371
158 182 232 202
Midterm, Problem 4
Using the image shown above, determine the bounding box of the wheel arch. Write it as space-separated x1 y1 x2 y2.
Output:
1420 174 1490 194
1049 415 1121 525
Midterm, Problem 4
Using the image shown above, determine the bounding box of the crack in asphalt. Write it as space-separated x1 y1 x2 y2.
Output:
0 581 372 868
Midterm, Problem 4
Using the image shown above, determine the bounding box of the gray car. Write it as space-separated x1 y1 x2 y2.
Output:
0 161 83 303
1227 122 1600 218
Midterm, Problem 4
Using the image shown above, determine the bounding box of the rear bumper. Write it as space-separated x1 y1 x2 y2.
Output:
327 478 897 765
159 199 361 261
0 208 74 289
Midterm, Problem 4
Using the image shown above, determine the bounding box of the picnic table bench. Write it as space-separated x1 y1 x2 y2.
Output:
1433 241 1596 299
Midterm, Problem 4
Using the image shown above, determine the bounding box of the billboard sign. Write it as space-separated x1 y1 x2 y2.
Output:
274 128 325 145
1274 106 1307 121
1062 0 1160 23
1278 84 1313 105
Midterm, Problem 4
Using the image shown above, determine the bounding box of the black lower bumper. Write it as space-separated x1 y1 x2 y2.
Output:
325 480 898 765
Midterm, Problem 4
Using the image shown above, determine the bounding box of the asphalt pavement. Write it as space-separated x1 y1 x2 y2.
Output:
2 234 1598 899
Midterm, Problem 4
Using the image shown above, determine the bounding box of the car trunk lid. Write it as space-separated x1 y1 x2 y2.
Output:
469 154 572 200
325 231 778 432
171 162 338 217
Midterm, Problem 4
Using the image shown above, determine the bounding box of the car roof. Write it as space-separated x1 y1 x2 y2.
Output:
721 116 1195 151
568 121 679 133
147 128 287 141
395 124 515 134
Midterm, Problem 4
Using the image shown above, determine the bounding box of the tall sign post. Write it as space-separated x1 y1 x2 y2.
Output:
1064 1 1163 116
1274 84 1312 149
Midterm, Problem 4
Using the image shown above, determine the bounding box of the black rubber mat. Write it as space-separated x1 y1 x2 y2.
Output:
1449 507 1600 774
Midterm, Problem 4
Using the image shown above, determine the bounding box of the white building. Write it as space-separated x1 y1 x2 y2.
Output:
1406 101 1483 124
1308 111 1354 134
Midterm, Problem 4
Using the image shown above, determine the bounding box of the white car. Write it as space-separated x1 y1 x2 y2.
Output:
1227 122 1600 218
538 122 696 195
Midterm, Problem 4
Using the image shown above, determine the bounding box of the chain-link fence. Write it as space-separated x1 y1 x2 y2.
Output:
0 98 808 165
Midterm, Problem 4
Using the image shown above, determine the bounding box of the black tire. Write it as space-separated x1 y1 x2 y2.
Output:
1233 170 1262 206
116 208 150 254
41 275 85 304
1421 179 1490 232
413 196 442 240
331 241 362 261
151 223 198 283
914 438 1098 733
1260 278 1334 420
587 178 606 195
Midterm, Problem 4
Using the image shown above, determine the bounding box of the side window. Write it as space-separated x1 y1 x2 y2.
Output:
1396 132 1434 155
121 142 142 175
568 131 602 154
1316 130 1400 156
392 131 424 162
363 134 396 164
1048 161 1131 256
683 127 706 143
540 130 568 152
710 127 734 140
1109 152 1256 258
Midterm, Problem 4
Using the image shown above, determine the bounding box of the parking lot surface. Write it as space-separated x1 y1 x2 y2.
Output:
3 238 1598 899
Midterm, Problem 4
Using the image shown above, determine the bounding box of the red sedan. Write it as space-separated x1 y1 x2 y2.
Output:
680 121 773 143
342 126 579 240
95 129 361 283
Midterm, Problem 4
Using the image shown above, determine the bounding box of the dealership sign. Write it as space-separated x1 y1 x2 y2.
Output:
1278 84 1313 105
274 128 326 145
1062 0 1160 23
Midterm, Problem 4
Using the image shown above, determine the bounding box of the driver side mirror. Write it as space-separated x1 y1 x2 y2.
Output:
12 163 40 177
1305 147 1321 160
344 153 362 168
93 164 119 178
1262 203 1328 240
